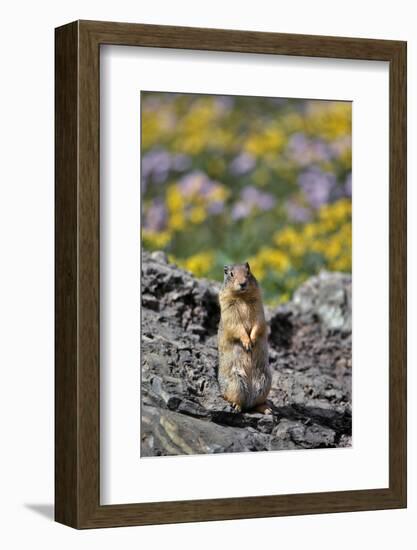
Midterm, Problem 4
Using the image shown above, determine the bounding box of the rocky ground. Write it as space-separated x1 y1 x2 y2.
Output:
141 250 352 457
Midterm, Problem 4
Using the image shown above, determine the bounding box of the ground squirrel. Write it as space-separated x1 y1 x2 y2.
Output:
217 262 272 414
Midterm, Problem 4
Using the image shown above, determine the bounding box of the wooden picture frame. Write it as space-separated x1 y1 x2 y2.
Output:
55 20 407 528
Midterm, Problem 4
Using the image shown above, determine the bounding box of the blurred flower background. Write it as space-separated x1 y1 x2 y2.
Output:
141 92 352 305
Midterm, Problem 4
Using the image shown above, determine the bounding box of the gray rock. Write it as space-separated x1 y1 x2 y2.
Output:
292 271 352 333
141 406 270 456
141 251 352 456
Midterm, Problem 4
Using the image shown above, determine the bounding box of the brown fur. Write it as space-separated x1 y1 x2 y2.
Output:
217 263 271 413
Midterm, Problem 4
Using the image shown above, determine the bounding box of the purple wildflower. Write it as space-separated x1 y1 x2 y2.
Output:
286 200 312 223
142 149 171 183
268 98 287 107
229 152 256 176
330 136 352 157
345 173 352 197
142 95 162 112
143 199 167 232
178 171 227 215
241 186 276 210
171 154 191 172
215 95 235 113
298 167 336 209
231 185 276 220
141 148 191 191
207 201 225 215
231 201 251 220
179 171 214 196
287 133 333 166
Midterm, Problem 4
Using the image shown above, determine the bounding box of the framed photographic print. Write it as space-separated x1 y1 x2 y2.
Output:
55 20 407 528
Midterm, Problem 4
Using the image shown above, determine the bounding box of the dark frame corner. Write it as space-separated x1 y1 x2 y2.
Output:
55 20 407 529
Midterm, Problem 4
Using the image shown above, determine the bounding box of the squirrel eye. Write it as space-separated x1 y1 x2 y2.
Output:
230 271 234 278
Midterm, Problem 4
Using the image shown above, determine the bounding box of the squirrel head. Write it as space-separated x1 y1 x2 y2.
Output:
222 262 258 296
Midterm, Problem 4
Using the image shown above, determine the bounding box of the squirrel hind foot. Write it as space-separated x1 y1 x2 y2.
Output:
254 402 273 415
231 402 242 413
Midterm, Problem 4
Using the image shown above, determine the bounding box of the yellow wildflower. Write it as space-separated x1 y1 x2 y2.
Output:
323 235 343 261
244 127 285 156
189 206 207 224
169 211 186 231
247 256 266 281
208 185 229 202
181 251 214 278
302 223 318 240
166 184 183 212
305 102 351 140
274 227 305 257
251 247 291 274
142 229 172 249
319 199 351 224
268 249 291 272
282 112 303 133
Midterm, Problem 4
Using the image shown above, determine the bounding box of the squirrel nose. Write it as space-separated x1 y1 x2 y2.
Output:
239 281 247 289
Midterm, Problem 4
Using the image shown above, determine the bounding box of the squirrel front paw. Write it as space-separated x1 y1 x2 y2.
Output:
241 334 252 352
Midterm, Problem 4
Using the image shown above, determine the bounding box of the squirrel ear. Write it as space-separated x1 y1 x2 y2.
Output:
245 262 250 271
224 265 229 274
